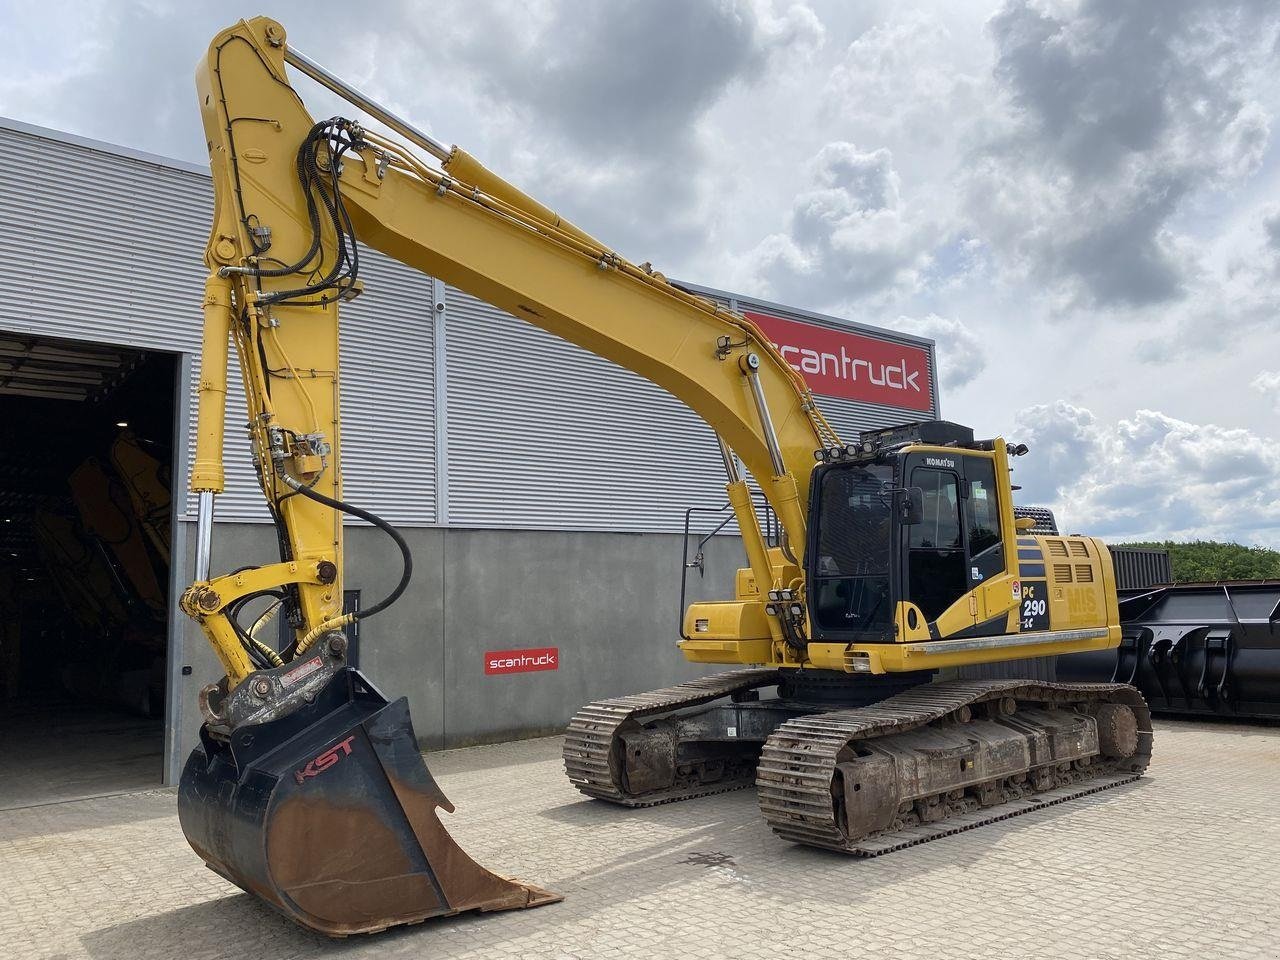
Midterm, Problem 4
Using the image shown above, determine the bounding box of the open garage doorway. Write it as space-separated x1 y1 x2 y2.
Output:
0 332 177 807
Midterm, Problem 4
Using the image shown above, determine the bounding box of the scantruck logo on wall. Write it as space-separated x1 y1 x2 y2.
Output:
745 311 932 412
484 647 559 675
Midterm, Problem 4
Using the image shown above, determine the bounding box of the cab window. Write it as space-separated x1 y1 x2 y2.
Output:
906 467 966 620
909 469 961 549
965 458 1005 583
812 464 894 637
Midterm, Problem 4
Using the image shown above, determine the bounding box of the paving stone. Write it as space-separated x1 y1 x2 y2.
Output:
0 718 1276 959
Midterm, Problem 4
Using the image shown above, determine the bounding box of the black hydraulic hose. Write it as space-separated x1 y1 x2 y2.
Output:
254 122 362 304
241 120 337 278
781 616 808 652
281 474 413 623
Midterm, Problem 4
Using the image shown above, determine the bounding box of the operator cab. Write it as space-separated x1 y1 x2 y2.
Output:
806 421 1008 643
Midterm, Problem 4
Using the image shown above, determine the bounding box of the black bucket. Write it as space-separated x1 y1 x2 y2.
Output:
178 668 559 935
1058 581 1280 720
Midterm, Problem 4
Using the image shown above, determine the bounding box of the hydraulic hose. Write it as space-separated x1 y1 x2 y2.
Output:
278 470 413 656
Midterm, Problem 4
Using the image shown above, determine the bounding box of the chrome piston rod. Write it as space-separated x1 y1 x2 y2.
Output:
742 355 787 478
717 436 742 484
283 45 452 162
195 491 215 582
742 356 799 564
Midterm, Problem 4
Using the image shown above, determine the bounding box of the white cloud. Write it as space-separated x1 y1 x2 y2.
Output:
740 141 937 305
387 0 826 261
891 314 986 389
1253 370 1280 412
965 0 1279 309
745 0 826 57
823 10 987 162
1011 401 1280 546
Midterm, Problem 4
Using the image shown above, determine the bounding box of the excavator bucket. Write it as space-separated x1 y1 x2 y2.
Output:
177 668 559 936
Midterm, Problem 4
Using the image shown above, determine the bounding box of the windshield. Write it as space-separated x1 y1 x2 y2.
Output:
812 464 894 637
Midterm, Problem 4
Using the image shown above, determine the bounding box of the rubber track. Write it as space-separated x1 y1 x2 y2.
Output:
563 668 780 806
755 678 1153 855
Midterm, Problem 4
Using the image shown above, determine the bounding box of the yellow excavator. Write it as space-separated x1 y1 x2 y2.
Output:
179 17 1152 936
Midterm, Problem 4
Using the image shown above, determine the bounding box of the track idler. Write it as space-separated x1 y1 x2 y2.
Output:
178 667 559 936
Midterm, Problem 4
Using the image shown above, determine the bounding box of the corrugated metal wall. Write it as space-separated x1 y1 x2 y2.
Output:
816 395 938 441
0 120 437 526
0 124 209 354
441 285 939 532
187 252 437 524
443 287 730 531
0 118 939 535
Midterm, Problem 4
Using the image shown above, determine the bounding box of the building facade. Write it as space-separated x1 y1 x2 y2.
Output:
0 117 939 782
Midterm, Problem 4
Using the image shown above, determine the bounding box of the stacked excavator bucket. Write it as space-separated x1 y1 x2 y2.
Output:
178 669 558 936
1059 580 1280 720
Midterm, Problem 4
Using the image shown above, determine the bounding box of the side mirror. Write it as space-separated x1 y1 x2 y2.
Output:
901 487 924 525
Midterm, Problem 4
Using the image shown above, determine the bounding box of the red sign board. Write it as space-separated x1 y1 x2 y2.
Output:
484 647 559 675
745 311 932 412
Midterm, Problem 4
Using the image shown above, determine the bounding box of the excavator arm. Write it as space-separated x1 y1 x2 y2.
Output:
186 17 840 693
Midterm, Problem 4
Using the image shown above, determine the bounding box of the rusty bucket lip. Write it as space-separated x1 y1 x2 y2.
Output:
199 860 563 937
178 667 562 937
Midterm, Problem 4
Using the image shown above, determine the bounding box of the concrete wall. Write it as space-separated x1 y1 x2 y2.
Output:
172 521 743 768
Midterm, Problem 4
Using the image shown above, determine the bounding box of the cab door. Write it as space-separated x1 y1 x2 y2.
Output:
957 454 1010 632
901 456 975 633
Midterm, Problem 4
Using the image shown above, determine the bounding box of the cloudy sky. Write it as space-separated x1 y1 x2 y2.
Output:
2 0 1279 545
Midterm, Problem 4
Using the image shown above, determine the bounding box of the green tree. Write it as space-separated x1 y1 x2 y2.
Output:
1113 540 1280 583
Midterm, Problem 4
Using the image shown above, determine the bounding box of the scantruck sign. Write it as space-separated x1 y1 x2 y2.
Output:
484 647 559 675
745 311 932 412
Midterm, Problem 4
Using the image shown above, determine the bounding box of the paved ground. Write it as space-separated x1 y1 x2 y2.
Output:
2 718 1277 960
0 703 162 809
